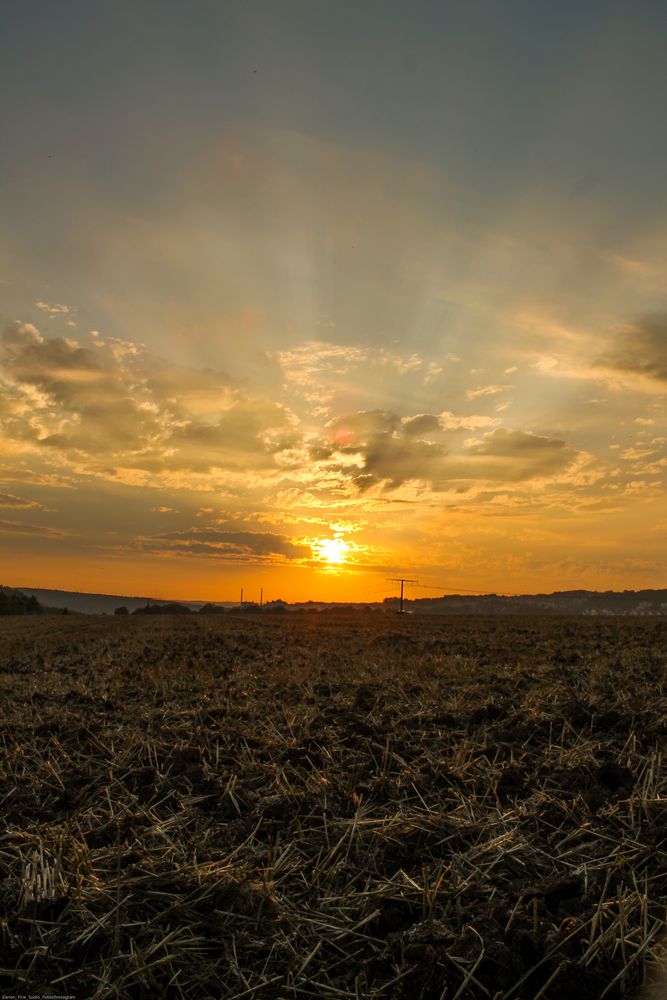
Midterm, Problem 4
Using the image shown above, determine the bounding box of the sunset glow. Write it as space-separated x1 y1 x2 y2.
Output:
1 4 666 602
313 537 351 567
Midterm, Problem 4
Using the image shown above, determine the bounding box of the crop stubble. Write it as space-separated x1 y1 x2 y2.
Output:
0 613 665 998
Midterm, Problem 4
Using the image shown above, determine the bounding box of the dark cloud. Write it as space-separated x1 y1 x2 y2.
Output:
359 436 447 489
327 410 400 446
138 527 309 561
401 413 441 436
462 429 577 482
323 409 447 489
322 410 578 491
466 429 567 457
599 315 667 385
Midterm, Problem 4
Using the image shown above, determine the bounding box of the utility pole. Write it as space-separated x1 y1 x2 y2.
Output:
240 587 243 608
387 577 418 614
260 588 263 607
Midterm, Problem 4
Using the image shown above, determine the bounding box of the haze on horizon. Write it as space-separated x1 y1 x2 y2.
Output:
1 0 666 604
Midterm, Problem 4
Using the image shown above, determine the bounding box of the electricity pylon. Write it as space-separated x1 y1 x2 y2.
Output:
387 577 418 614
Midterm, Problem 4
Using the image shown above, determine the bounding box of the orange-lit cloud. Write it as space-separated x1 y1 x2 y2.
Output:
2 49 667 604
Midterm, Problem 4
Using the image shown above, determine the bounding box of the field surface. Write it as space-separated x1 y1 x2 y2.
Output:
0 613 666 999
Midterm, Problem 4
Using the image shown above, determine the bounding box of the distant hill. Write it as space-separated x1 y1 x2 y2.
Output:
0 585 44 615
12 586 667 617
388 589 667 616
14 588 210 615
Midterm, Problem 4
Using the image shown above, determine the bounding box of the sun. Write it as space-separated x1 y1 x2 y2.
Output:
313 537 350 565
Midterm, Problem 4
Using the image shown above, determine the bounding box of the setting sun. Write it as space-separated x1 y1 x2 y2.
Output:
313 537 350 566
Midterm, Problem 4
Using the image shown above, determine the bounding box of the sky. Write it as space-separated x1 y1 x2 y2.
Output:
1 0 666 602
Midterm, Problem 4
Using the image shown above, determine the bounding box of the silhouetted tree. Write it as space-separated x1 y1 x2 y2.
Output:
0 587 44 615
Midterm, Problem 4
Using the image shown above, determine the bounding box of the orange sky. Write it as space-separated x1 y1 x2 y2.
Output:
1 4 666 601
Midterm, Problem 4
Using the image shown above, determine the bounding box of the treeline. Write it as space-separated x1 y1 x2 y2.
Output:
0 586 44 615
120 600 289 616
391 589 667 616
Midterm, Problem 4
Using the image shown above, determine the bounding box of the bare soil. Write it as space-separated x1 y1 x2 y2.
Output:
0 612 665 998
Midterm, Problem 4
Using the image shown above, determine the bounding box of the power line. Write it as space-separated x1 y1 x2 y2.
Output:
387 577 418 613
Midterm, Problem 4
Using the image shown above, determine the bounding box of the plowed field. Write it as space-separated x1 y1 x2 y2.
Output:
0 613 665 998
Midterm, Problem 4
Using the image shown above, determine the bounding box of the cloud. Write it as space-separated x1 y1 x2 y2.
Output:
465 384 512 400
462 429 581 483
0 316 620 564
438 411 500 431
351 438 446 491
137 526 310 562
167 399 299 472
0 467 74 489
401 413 441 436
621 446 659 461
0 321 302 476
402 411 500 435
317 409 581 492
314 409 446 490
327 410 400 447
275 340 430 412
466 428 567 457
0 518 69 538
2 322 43 352
596 315 667 389
35 301 72 316
521 311 667 397
0 491 44 510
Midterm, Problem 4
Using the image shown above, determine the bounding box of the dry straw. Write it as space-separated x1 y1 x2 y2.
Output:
0 611 665 998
